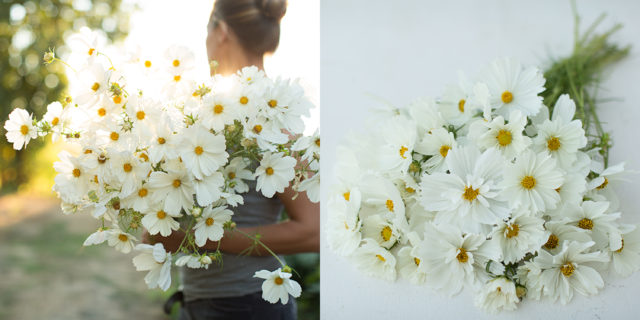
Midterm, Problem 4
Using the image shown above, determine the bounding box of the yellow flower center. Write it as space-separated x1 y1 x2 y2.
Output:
214 104 224 114
268 99 277 108
88 48 95 56
439 145 451 158
274 277 284 285
157 210 167 219
110 132 119 141
315 138 320 147
456 248 469 263
501 91 513 103
399 146 409 159
228 172 236 179
173 75 181 82
144 60 152 68
578 218 593 230
521 176 536 189
136 111 146 120
596 177 608 190
414 257 421 266
385 199 394 212
205 217 214 226
195 146 204 155
51 117 60 126
343 192 350 201
265 167 274 175
496 129 512 147
20 125 29 135
137 188 148 198
405 187 415 193
173 179 181 188
253 125 263 134
118 234 128 242
240 96 249 105
172 59 180 67
458 99 466 113
462 185 480 202
113 95 122 104
139 153 149 162
72 168 81 177
376 254 386 262
560 262 575 277
123 163 132 172
505 224 520 238
157 137 166 145
98 108 107 117
91 82 100 92
547 136 561 151
381 226 393 242
544 234 559 249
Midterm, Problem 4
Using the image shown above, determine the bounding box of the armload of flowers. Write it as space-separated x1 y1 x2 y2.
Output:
326 57 637 313
3 28 319 304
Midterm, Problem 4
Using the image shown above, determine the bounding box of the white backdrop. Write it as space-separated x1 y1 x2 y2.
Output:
320 1 640 319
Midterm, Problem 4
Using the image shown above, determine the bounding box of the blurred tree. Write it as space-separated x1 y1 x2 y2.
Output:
0 0 131 194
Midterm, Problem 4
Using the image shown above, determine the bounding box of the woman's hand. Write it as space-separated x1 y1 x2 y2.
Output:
142 230 187 253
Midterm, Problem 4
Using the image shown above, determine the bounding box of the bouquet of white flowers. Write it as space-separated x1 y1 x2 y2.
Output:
3 28 319 304
326 57 637 313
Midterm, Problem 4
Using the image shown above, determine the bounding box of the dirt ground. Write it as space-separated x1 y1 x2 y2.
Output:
0 194 174 320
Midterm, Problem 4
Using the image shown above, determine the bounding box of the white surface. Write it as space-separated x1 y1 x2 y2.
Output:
320 1 640 319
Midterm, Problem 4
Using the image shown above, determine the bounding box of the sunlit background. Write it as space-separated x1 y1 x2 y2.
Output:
0 1 319 319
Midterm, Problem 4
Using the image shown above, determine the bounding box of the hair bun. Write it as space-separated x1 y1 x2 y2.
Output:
256 0 287 21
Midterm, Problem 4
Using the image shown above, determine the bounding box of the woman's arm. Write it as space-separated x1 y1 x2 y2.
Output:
147 186 320 256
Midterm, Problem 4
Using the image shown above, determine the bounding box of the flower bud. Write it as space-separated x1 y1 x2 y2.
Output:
191 207 202 217
43 51 55 64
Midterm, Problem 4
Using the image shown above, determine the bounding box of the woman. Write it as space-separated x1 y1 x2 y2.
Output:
148 1 320 319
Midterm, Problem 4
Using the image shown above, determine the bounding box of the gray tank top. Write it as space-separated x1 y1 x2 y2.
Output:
181 182 285 301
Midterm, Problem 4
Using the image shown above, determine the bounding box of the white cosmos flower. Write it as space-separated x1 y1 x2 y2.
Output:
194 172 225 207
254 268 302 304
199 93 236 132
132 243 172 291
359 174 408 234
244 116 288 151
72 63 110 107
109 152 151 198
414 127 456 173
474 277 519 314
107 229 137 254
4 108 37 150
533 95 587 169
565 201 620 250
255 152 296 198
541 219 591 255
194 206 233 247
501 150 563 213
179 124 228 180
480 58 545 118
554 173 587 207
609 224 640 277
534 241 608 304
147 170 195 215
492 213 547 264
141 206 181 237
473 111 531 159
297 173 320 203
420 146 509 233
397 232 427 285
326 199 362 257
43 102 70 143
586 162 626 211
164 45 195 74
361 214 399 249
238 66 268 88
83 228 110 246
262 78 311 134
53 151 93 204
376 117 417 175
351 239 396 281
291 129 320 163
148 118 180 163
420 223 501 296
176 254 211 269
121 183 154 213
438 77 478 127
223 157 254 193
67 27 106 63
